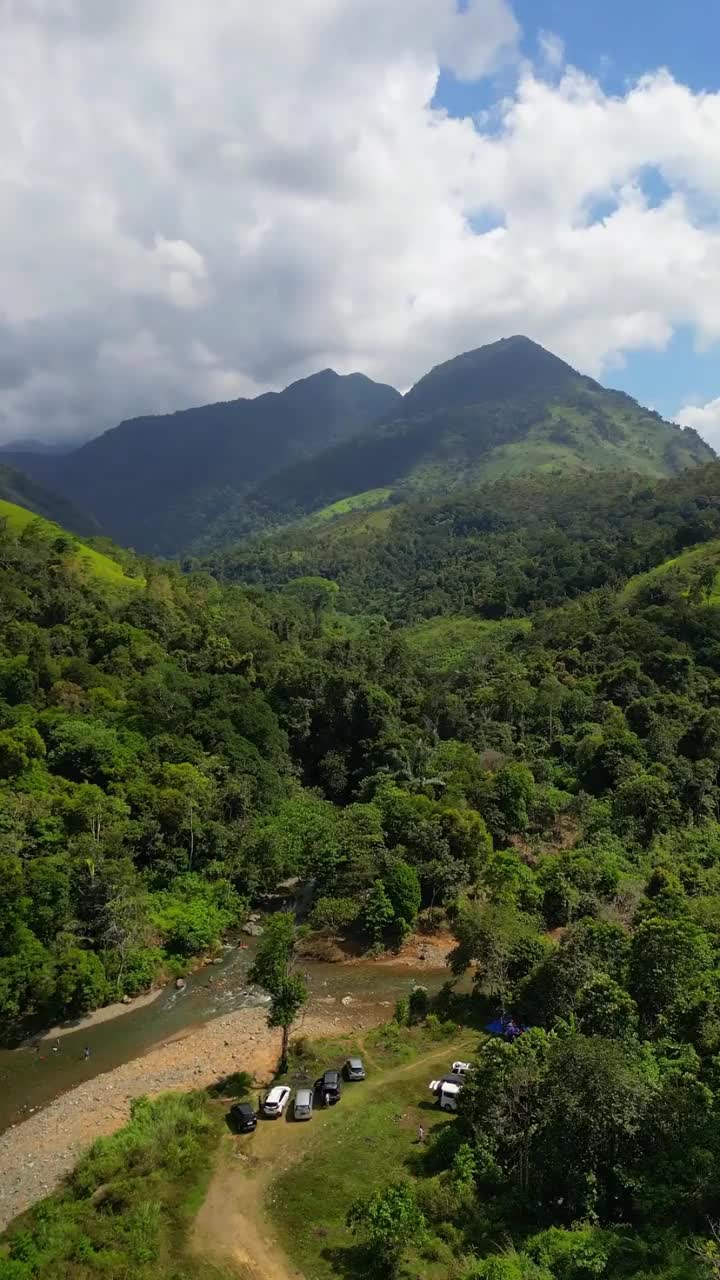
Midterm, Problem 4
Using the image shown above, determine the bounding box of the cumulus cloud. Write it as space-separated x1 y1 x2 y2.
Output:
677 399 720 451
1 0 720 442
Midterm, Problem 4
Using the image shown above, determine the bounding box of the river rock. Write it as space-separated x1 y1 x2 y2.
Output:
175 978 187 990
243 922 264 937
121 995 132 1005
341 995 353 1006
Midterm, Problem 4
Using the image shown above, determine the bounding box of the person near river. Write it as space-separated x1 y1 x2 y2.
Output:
83 1046 91 1060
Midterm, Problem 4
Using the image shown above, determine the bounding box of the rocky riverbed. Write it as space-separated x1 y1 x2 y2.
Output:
0 1000 389 1232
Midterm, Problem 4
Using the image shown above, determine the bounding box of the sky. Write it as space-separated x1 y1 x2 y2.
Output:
1 0 720 448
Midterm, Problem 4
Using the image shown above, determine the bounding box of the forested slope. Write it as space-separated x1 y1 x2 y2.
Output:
215 463 720 620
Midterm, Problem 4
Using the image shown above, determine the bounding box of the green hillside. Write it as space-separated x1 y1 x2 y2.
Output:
0 499 142 591
620 538 720 605
215 463 720 623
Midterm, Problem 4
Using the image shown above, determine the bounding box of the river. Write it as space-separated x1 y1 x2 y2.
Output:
0 941 453 1135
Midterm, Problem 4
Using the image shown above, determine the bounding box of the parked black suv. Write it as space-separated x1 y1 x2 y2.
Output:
229 1101 257 1133
315 1069 342 1105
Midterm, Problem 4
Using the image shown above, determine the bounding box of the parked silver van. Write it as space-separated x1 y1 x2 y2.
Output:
294 1087 314 1121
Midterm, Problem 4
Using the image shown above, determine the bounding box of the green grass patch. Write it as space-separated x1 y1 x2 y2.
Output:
0 499 143 593
401 615 531 673
619 539 720 605
0 1093 222 1280
309 487 394 523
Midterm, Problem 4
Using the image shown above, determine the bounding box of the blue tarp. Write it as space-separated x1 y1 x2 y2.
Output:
485 1015 527 1039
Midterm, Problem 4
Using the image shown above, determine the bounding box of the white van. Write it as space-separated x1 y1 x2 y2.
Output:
429 1078 462 1112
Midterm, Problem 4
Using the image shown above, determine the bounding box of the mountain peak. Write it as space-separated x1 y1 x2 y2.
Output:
400 335 583 418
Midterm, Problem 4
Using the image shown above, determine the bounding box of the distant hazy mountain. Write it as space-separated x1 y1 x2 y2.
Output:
6 370 401 554
0 438 83 455
8 336 713 556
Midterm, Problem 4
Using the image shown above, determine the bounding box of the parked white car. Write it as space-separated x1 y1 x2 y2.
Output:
262 1085 291 1118
429 1078 462 1112
452 1061 474 1077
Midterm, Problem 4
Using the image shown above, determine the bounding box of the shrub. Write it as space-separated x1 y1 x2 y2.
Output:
408 985 430 1023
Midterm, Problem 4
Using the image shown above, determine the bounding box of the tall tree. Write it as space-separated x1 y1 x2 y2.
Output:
248 911 308 1071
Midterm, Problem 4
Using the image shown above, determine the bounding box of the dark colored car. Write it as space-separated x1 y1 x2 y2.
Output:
229 1101 257 1133
315 1068 342 1105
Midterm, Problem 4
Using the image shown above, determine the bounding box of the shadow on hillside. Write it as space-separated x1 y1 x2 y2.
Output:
321 1242 375 1280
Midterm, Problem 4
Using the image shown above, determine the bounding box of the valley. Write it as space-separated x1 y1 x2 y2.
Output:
3 335 720 1279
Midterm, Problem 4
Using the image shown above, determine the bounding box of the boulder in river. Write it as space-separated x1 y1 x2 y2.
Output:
175 977 187 990
243 922 264 937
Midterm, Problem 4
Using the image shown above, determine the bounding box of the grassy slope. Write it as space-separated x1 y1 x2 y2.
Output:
0 499 143 592
309 487 394 523
401 615 532 674
401 395 699 500
620 538 720 604
0 1093 226 1280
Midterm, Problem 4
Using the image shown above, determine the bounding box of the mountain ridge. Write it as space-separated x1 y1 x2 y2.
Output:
6 368 401 555
6 336 713 555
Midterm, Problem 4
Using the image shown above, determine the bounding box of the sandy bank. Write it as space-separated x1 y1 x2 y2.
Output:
39 988 165 1043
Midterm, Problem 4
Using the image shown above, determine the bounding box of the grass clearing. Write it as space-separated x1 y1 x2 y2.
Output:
267 1024 479 1280
401 614 531 673
309 488 394 523
619 538 720 605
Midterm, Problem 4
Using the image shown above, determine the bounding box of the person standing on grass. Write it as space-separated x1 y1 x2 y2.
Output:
417 1126 425 1145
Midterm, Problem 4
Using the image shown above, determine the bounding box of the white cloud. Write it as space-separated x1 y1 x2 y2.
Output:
1 1 720 441
677 398 720 451
538 30 565 71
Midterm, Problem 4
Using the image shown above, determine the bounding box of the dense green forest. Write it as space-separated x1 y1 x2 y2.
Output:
214 462 720 620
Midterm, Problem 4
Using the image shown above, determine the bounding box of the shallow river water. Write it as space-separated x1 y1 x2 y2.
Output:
0 943 451 1134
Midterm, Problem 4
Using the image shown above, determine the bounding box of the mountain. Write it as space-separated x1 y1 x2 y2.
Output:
190 336 715 550
5 370 401 555
398 334 581 416
8 336 712 556
0 462 98 536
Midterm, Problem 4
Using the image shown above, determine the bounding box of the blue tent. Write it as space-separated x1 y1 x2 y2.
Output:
485 1015 527 1040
